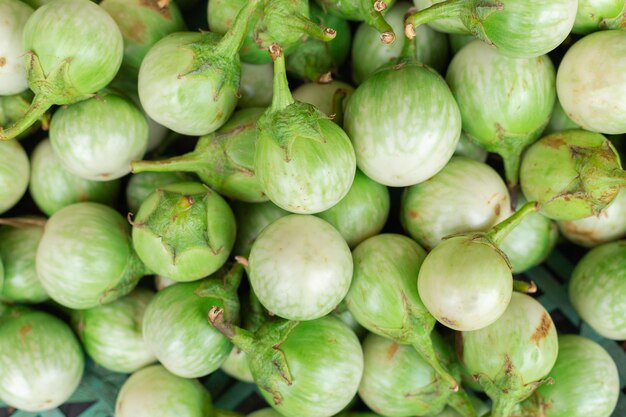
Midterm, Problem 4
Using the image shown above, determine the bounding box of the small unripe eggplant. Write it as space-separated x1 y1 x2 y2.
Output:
132 182 236 282
405 0 577 58
418 202 538 331
446 40 556 186
519 335 620 417
557 30 626 134
0 307 84 412
36 202 147 309
569 241 626 340
115 365 213 417
50 91 149 181
30 140 120 216
520 130 626 221
401 157 511 250
255 45 356 213
142 264 242 378
344 38 460 187
72 288 156 373
209 309 363 417
248 214 352 321
457 293 559 417
139 0 261 136
0 0 124 140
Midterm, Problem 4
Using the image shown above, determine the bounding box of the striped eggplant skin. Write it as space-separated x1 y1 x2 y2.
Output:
316 169 390 248
0 140 29 214
73 288 156 373
526 335 620 417
30 140 121 216
0 308 84 412
0 222 48 303
458 293 558 417
248 215 353 321
352 1 449 84
446 40 556 186
23 0 123 95
569 241 626 340
252 316 364 417
100 0 186 73
557 30 626 135
401 157 512 250
115 365 213 417
573 0 625 34
255 104 356 214
463 0 577 58
132 182 236 282
49 92 149 181
142 267 242 378
345 233 428 335
558 189 626 248
344 61 461 187
358 333 458 416
0 0 33 95
36 202 146 309
138 31 240 136
520 131 626 221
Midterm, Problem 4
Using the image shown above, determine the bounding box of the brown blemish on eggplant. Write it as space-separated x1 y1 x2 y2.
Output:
140 0 172 18
440 316 457 327
126 19 147 44
0 57 5 67
494 203 501 216
531 312 552 343
543 135 567 149
407 209 418 219
386 342 400 360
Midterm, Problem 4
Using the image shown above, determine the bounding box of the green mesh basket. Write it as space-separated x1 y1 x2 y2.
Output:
1 247 625 416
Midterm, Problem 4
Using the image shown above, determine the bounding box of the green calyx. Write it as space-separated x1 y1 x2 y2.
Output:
405 0 468 38
131 182 236 281
521 131 626 220
318 0 396 43
259 44 330 158
194 263 244 324
208 307 298 404
474 359 552 417
132 108 267 202
0 54 91 141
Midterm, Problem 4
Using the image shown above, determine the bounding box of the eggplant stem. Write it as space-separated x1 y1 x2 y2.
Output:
485 201 539 246
131 150 205 174
404 0 467 39
214 0 264 57
208 306 256 353
268 44 295 111
0 94 52 141
360 0 395 42
410 337 459 392
513 280 537 294
286 13 336 42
